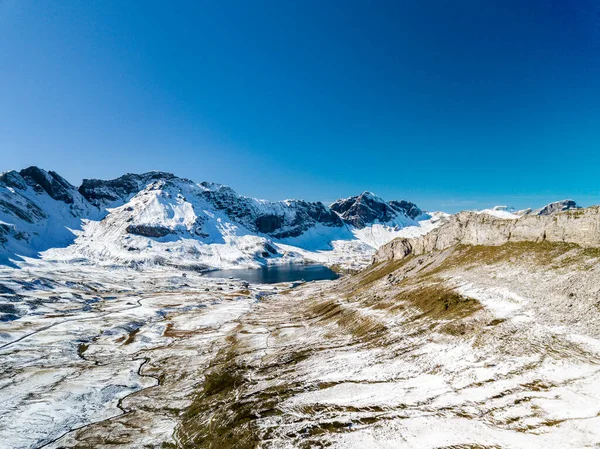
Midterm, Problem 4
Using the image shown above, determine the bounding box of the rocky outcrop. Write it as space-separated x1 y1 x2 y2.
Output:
255 215 284 234
515 199 581 217
389 200 423 220
199 183 344 238
536 199 580 216
126 224 173 238
330 192 423 229
0 167 100 262
374 206 600 263
79 171 178 208
267 200 343 239
0 223 25 245
19 167 77 204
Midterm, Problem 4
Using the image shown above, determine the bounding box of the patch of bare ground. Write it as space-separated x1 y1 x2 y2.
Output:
366 283 481 320
123 327 140 345
175 329 319 449
352 256 415 287
304 299 387 342
424 241 600 275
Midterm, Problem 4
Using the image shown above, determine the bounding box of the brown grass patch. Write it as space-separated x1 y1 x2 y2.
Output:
356 256 414 286
77 343 89 358
443 241 600 271
395 285 481 321
306 299 386 341
124 328 140 345
176 337 259 449
163 322 200 338
176 334 309 449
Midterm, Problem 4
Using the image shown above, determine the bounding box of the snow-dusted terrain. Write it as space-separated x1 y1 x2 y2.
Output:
476 201 581 220
3 235 600 448
0 259 260 448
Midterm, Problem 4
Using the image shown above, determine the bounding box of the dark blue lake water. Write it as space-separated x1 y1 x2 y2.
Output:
202 264 339 284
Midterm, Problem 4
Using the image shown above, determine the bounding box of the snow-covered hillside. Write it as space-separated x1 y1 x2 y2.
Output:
1 168 441 269
477 201 581 219
0 168 102 266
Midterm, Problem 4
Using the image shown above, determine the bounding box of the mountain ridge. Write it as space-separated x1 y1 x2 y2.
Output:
374 205 599 264
0 166 436 268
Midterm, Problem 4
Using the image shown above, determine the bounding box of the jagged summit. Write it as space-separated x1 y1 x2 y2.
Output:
480 200 582 219
330 191 424 229
79 171 180 208
1 166 80 205
0 167 100 265
535 199 581 216
513 200 581 217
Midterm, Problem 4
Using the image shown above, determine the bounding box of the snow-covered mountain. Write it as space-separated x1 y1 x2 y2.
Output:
330 191 424 228
516 199 581 216
0 167 102 266
0 167 440 269
475 200 582 220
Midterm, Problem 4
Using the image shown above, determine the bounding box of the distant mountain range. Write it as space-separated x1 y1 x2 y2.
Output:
0 167 443 268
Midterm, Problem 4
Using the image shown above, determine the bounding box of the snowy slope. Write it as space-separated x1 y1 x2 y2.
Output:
51 178 286 269
477 206 521 219
0 168 102 266
479 202 582 219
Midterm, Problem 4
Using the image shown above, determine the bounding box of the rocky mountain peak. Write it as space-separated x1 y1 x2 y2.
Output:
536 199 580 216
388 200 423 220
514 200 581 217
0 170 28 191
18 166 78 204
330 191 423 229
79 171 178 208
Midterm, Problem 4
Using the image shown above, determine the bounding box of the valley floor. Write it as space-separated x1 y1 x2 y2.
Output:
2 243 600 448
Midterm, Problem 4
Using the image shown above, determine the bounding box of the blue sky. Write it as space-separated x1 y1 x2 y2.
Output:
1 1 599 212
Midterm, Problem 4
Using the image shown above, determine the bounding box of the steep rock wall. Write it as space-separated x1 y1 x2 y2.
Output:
373 207 600 263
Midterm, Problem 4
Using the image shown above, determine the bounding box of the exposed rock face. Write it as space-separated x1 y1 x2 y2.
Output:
0 195 46 224
199 183 344 238
515 199 581 217
374 206 600 263
0 168 92 223
265 200 343 238
125 224 172 238
19 167 77 204
330 192 423 228
536 199 580 216
79 171 177 208
255 215 284 234
0 168 101 264
389 200 423 220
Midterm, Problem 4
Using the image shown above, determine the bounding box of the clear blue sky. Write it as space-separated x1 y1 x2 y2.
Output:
1 1 599 212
